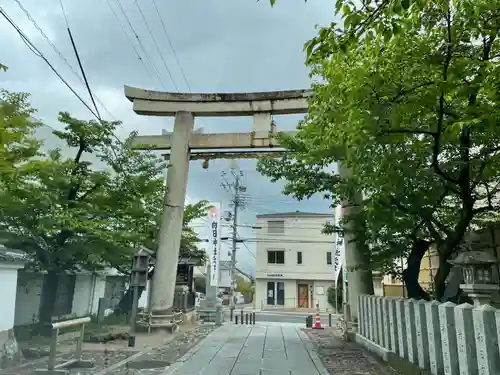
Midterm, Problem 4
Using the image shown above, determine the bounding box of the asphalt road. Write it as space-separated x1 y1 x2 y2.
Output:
226 309 339 325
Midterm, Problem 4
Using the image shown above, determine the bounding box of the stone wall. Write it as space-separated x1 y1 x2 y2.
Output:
356 294 500 375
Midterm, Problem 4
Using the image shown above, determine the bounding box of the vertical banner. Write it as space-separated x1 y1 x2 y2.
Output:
333 204 345 288
208 202 221 287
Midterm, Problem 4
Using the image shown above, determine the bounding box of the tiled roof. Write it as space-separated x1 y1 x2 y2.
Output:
0 244 28 264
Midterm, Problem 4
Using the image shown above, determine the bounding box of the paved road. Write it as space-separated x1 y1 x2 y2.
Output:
163 323 328 375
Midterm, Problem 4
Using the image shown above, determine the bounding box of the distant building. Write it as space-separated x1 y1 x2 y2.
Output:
254 211 335 311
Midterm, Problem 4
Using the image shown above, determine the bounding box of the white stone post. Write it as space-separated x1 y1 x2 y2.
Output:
439 301 459 375
415 300 430 370
387 297 399 354
425 300 443 375
405 299 418 363
372 296 379 343
358 295 365 336
362 294 369 337
376 297 384 346
368 296 376 342
455 303 477 375
395 298 408 359
473 305 498 375
382 298 391 350
150 111 194 313
496 311 500 372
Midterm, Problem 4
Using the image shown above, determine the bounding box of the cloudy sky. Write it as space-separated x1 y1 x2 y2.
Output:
1 0 337 275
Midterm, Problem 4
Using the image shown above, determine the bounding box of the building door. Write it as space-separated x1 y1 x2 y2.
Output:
267 281 275 305
297 284 309 308
276 282 285 306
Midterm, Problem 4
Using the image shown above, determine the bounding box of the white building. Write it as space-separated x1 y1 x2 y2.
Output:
254 212 335 311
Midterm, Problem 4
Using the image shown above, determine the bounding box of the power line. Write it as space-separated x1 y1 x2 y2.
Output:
133 0 178 91
114 0 167 90
151 0 191 91
58 0 101 120
105 0 154 84
0 6 99 118
238 235 256 259
12 0 114 120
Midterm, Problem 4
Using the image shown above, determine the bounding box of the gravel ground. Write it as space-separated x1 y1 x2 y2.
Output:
303 328 397 375
1 324 217 375
1 344 139 375
112 324 217 375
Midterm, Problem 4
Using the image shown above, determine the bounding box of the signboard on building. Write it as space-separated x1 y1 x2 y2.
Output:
333 205 346 287
208 202 221 287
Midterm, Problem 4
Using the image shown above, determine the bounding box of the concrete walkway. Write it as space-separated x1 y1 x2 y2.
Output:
163 323 328 375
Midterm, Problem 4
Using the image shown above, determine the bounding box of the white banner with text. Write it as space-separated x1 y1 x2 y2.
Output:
208 202 221 287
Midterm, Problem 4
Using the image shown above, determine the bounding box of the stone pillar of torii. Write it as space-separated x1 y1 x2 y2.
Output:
124 85 365 325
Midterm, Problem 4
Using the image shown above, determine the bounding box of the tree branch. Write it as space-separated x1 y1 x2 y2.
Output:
380 128 437 137
77 183 103 201
432 9 459 186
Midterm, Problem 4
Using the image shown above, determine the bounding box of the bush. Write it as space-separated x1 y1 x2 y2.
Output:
327 285 342 312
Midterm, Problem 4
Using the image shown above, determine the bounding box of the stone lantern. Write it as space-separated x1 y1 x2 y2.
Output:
449 234 500 306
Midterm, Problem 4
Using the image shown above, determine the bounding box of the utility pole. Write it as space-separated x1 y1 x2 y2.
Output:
221 161 246 315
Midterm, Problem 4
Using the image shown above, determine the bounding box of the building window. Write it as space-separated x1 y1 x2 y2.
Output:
326 251 332 265
297 251 302 264
268 220 285 234
268 250 285 264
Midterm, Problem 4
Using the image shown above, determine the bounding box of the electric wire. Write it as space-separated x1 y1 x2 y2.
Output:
238 234 256 259
58 0 101 120
0 6 99 118
105 0 155 84
151 0 191 91
12 0 114 120
133 0 178 91
113 0 167 89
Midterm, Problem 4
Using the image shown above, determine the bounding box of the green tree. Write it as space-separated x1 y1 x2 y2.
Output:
261 0 500 300
327 285 342 311
0 90 40 182
0 106 207 322
236 276 252 294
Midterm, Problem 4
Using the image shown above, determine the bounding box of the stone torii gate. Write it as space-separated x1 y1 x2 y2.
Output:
124 85 366 322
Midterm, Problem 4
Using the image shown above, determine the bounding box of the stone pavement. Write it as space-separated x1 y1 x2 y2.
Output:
163 323 328 375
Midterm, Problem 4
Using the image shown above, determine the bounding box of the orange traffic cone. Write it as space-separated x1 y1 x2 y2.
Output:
313 312 323 329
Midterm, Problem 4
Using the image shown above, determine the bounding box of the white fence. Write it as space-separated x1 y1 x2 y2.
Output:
357 294 500 375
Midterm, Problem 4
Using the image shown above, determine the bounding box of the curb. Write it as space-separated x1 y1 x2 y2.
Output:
297 329 330 375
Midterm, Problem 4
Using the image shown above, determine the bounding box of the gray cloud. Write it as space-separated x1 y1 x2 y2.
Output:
2 0 337 274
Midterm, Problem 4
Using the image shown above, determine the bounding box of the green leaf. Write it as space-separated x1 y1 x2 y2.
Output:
260 0 500 291
0 102 209 274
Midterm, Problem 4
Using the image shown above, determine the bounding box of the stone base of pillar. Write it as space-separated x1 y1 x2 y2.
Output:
137 310 184 334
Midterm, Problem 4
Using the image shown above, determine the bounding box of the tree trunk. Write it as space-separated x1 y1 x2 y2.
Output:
434 252 453 301
402 239 431 300
37 271 59 335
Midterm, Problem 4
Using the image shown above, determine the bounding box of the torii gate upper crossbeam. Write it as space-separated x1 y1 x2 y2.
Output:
124 85 311 117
